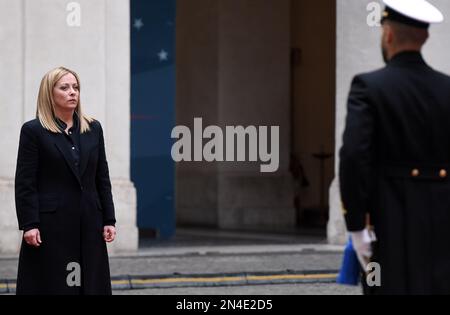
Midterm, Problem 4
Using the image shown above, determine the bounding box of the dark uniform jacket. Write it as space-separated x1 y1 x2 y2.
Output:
15 118 116 295
340 51 450 295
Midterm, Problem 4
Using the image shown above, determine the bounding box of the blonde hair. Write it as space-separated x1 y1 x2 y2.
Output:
36 66 94 134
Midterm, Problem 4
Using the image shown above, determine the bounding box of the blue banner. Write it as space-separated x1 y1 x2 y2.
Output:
130 0 176 239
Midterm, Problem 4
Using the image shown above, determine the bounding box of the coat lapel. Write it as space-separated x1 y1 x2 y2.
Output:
80 132 90 177
53 128 96 184
53 133 82 185
79 130 94 178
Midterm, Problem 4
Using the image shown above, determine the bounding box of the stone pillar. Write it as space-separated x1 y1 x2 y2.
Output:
217 0 295 230
0 0 137 254
0 0 24 254
105 0 138 254
176 0 220 227
329 0 450 244
329 0 386 245
176 0 295 230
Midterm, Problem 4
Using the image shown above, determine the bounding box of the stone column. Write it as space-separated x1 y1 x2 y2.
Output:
176 0 220 227
0 0 25 254
105 0 138 254
329 0 385 245
176 0 295 230
217 0 295 230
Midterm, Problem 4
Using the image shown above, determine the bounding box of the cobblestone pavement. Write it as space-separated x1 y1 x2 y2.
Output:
113 283 361 295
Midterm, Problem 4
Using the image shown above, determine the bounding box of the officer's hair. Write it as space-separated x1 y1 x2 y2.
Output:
387 20 429 46
36 67 94 134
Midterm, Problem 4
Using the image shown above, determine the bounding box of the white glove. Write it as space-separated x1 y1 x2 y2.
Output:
350 228 376 270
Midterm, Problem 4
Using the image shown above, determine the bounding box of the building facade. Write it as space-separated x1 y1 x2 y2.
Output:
1 0 450 254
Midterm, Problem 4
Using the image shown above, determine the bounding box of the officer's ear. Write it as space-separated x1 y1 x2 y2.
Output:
381 23 393 46
385 24 395 45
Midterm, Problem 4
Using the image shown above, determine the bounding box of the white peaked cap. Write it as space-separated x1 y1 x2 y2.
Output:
383 0 444 24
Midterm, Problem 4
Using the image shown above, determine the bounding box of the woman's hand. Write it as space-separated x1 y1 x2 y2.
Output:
24 229 42 247
103 226 116 243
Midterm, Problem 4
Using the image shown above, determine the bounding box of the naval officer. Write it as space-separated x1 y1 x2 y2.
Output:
340 0 450 294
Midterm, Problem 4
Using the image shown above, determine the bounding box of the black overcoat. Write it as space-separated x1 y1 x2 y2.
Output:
15 118 116 295
340 51 450 294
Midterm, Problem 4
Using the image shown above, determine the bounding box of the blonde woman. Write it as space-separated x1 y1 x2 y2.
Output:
15 67 116 295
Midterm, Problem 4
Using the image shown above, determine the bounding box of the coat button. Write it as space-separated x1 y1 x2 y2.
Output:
440 169 447 179
411 169 420 178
